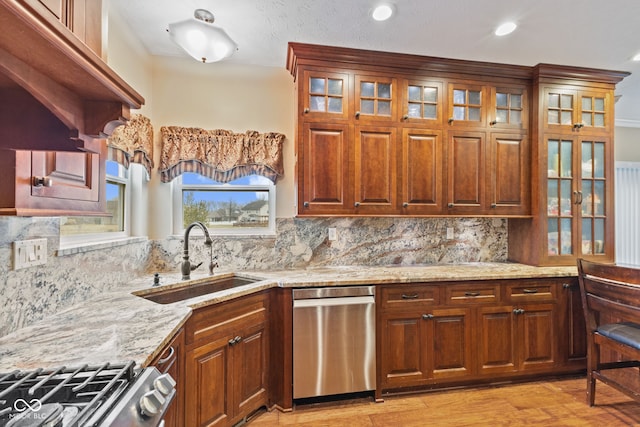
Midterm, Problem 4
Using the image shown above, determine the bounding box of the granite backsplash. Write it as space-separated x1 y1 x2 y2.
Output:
0 216 507 336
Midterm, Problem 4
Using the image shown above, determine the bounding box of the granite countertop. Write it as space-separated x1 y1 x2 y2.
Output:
0 262 577 371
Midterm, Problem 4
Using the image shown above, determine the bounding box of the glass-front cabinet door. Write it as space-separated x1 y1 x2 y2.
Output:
401 79 443 125
302 70 350 120
354 75 397 122
543 87 611 134
545 136 611 262
447 83 486 128
489 86 528 130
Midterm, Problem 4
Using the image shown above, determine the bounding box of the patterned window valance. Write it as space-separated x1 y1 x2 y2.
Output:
107 114 154 177
159 127 285 183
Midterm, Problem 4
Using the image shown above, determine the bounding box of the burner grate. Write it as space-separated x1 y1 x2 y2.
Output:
0 361 136 426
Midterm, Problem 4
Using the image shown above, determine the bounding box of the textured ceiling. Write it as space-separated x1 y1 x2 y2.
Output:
110 0 640 125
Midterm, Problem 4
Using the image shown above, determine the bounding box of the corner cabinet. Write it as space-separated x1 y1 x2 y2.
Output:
288 43 533 218
184 292 270 427
509 66 627 265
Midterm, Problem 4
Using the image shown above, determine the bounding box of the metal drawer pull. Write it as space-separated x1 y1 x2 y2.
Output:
228 336 242 346
157 346 175 365
401 294 419 299
522 289 538 294
464 292 480 297
422 314 434 320
513 308 525 315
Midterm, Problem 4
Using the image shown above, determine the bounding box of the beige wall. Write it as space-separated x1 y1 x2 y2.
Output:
147 57 296 238
615 126 640 162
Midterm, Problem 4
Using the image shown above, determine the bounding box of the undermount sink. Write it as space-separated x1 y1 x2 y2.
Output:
136 275 258 304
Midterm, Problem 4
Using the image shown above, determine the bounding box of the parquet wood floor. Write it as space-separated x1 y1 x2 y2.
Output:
250 377 640 426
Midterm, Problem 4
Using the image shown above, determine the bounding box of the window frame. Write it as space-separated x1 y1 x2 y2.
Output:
172 174 277 237
59 161 131 246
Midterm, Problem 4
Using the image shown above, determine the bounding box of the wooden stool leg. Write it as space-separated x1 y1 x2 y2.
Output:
586 343 598 406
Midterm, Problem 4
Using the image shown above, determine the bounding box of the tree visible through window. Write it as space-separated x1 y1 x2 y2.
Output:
179 173 275 234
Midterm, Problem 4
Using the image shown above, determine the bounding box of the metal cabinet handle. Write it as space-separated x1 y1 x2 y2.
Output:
489 120 497 126
354 202 361 207
303 108 310 114
490 203 497 209
562 283 572 289
573 122 584 129
522 289 538 294
228 336 242 346
464 292 480 297
303 201 310 208
157 346 175 365
32 176 53 187
512 308 525 315
573 191 583 205
448 118 454 125
355 111 361 118
402 202 409 208
448 203 454 208
422 314 434 320
402 114 409 120
401 294 419 299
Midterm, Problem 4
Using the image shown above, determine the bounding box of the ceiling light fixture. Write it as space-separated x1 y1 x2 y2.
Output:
632 53 640 61
495 22 517 36
168 9 238 63
372 4 395 21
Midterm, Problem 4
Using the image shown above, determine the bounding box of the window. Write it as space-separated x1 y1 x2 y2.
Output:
60 160 129 242
174 173 276 235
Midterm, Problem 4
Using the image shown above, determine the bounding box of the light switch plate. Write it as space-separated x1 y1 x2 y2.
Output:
446 227 454 240
328 228 337 241
13 238 47 270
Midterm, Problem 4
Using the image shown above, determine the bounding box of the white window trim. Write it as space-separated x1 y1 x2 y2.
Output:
59 162 132 248
172 175 276 237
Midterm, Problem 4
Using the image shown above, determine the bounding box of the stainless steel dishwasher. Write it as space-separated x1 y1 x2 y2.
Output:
292 286 376 399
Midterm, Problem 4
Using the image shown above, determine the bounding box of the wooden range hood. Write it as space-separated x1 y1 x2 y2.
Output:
0 0 145 152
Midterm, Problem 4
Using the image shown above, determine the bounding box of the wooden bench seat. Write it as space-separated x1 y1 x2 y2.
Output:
577 259 640 406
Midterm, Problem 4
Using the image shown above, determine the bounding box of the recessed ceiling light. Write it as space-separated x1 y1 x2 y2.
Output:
495 22 517 36
632 53 640 61
372 4 395 21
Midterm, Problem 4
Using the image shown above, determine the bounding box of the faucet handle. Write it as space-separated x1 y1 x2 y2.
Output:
209 256 219 275
190 261 203 272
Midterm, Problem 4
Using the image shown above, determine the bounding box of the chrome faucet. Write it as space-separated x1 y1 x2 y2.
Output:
181 221 214 280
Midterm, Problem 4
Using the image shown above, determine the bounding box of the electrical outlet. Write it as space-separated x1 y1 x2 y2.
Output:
13 238 47 270
328 228 337 241
446 227 454 240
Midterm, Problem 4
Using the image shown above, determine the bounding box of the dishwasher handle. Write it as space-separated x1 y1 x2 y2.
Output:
293 286 375 300
293 295 375 308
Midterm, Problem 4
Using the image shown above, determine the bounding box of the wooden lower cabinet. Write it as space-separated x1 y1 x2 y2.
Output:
184 292 269 427
378 278 582 394
151 328 184 427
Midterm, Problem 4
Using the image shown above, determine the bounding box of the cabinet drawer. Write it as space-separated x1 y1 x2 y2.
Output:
380 284 439 308
185 291 269 346
444 283 500 305
506 280 557 303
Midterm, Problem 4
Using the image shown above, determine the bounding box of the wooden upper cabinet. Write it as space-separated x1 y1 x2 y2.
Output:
400 129 444 214
288 43 628 224
446 131 486 213
542 87 612 135
298 122 351 214
489 86 528 130
301 70 350 121
354 75 398 123
34 0 103 56
488 132 530 215
446 83 487 128
400 79 444 126
353 125 398 213
0 146 106 215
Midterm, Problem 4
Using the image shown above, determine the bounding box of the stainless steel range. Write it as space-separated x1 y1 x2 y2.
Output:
0 361 175 427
